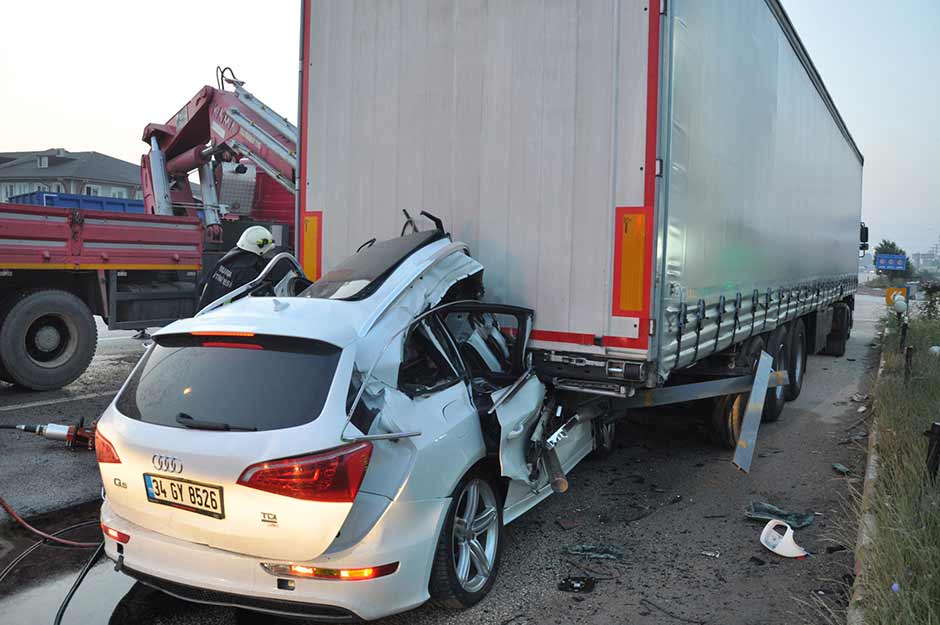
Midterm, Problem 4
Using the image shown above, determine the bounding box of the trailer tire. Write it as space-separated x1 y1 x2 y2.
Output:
822 303 850 357
761 326 789 422
0 289 97 391
711 335 764 449
590 417 617 459
785 318 807 401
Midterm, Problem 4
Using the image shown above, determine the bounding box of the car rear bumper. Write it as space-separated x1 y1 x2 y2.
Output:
100 496 450 621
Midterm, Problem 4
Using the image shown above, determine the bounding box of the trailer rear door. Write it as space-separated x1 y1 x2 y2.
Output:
297 0 663 362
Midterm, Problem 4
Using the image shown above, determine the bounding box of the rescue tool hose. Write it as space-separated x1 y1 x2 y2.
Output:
0 495 99 548
53 541 104 625
0 520 100 586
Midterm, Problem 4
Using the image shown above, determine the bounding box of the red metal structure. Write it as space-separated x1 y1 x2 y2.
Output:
139 72 297 247
0 74 297 391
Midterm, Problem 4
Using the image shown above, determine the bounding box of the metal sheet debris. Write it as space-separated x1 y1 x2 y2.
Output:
744 501 814 529
564 544 626 561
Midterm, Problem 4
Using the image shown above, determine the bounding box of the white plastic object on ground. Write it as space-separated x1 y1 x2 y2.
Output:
759 520 808 558
929 346 940 357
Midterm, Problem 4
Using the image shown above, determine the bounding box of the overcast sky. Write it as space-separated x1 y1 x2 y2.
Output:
1 1 936 254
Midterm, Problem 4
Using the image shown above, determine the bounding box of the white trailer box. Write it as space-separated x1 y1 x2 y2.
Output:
297 0 862 390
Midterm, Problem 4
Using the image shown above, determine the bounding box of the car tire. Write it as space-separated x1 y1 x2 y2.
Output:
785 318 807 401
0 289 97 391
710 335 765 450
429 469 504 609
762 326 789 422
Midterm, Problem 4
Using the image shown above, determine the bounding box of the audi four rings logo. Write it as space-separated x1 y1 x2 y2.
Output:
152 454 183 474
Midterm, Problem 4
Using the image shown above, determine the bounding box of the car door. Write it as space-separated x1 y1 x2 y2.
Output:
438 303 546 484
390 315 485 499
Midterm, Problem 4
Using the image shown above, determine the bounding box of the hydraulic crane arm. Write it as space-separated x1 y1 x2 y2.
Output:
140 77 297 231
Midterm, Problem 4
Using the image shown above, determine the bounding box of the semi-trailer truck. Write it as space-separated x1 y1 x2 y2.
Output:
295 0 865 446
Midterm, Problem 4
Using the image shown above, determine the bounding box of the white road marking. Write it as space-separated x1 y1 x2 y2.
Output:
0 391 119 412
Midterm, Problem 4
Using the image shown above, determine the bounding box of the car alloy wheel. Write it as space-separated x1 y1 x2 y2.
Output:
451 478 500 593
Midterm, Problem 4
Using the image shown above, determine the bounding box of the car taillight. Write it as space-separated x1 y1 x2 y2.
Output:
95 431 121 464
237 442 373 503
260 562 398 581
101 523 130 544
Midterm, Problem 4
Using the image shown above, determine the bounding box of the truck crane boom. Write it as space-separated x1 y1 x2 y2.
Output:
140 75 297 239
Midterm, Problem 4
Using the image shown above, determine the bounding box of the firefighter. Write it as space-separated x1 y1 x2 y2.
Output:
198 226 278 310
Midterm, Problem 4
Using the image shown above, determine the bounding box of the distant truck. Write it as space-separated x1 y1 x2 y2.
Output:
296 0 867 446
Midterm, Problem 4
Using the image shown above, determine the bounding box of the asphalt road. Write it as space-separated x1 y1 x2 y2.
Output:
0 318 148 516
0 296 880 625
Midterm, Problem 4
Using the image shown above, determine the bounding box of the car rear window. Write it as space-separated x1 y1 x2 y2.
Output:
116 334 342 432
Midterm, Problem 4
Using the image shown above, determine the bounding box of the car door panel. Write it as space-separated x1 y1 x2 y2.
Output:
492 375 546 482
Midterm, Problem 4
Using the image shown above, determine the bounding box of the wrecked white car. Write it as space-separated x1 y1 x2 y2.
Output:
95 229 599 621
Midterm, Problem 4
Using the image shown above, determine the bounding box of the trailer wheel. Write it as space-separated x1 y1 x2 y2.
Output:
761 326 789 422
590 416 617 459
711 335 764 449
786 318 807 401
822 303 850 357
0 290 97 391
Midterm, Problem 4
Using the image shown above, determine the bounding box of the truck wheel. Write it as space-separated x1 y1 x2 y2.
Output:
590 415 617 459
711 335 764 449
762 326 789 422
0 296 16 384
786 318 807 401
429 469 504 609
0 290 97 391
822 303 850 357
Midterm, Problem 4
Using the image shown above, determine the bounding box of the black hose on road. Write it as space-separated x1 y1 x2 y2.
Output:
0 519 100 585
53 541 104 625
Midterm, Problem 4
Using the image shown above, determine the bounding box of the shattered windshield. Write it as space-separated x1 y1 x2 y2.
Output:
300 230 446 301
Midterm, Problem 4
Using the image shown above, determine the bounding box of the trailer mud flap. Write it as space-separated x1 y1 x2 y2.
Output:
733 351 774 473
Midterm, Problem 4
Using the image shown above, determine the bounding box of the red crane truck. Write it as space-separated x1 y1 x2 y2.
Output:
0 75 299 390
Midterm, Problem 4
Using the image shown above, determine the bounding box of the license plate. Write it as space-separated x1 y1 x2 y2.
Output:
144 474 225 519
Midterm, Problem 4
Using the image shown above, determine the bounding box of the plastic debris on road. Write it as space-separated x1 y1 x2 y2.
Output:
832 462 851 475
558 576 596 593
759 520 809 558
929 346 940 357
745 501 814 529
700 550 720 558
564 544 625 561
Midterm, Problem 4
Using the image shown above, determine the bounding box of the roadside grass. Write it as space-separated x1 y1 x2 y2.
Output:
863 317 940 623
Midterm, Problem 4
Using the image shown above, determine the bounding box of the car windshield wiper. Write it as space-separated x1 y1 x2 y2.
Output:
175 413 257 432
